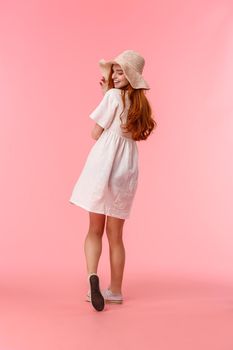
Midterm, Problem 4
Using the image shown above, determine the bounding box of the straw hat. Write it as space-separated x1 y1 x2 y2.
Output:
98 50 150 90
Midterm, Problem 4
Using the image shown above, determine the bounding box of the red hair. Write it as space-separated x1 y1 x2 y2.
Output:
107 65 157 141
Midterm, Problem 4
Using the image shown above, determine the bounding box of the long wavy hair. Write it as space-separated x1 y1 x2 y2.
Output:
106 65 157 141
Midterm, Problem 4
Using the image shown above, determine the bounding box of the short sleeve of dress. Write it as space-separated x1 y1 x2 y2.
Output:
89 89 118 129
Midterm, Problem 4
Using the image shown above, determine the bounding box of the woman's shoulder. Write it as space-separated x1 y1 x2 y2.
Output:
105 88 126 103
104 88 122 97
101 88 123 107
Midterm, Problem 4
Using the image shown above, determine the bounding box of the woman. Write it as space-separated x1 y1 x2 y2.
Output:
69 50 157 311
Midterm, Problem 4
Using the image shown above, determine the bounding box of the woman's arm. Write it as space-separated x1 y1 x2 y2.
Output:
91 123 104 140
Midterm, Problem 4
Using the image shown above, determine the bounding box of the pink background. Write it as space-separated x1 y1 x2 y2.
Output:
0 0 233 349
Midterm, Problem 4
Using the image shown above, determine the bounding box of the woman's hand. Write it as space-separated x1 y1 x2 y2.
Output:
121 123 130 134
99 76 108 95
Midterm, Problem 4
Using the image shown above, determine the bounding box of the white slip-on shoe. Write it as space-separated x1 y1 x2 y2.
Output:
100 288 123 304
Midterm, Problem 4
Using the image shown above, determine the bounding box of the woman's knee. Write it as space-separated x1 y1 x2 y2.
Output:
88 227 105 238
88 212 106 237
106 216 125 244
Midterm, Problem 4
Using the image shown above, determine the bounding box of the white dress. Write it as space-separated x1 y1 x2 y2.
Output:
69 88 138 219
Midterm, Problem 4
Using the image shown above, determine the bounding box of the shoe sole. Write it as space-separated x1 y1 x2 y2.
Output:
89 275 105 311
86 296 123 304
105 299 123 304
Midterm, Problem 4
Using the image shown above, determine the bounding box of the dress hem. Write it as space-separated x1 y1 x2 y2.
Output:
69 199 130 220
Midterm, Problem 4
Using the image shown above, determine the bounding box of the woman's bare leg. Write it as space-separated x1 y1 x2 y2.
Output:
106 216 125 294
84 212 106 275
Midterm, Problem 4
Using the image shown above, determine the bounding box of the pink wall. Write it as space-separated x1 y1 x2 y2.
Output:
0 0 233 287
